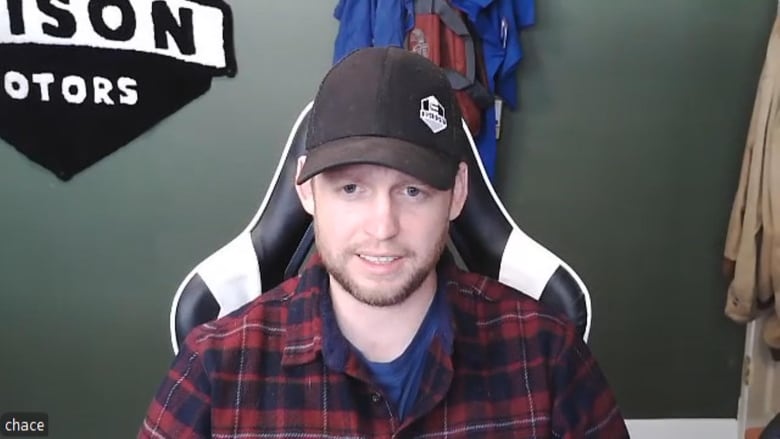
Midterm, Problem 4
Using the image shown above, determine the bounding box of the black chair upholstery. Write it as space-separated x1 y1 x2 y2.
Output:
169 102 592 353
761 413 780 439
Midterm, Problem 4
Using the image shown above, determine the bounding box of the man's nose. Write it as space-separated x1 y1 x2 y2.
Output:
365 193 400 240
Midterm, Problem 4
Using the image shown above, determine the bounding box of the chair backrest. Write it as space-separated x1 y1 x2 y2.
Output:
760 412 780 439
168 102 592 354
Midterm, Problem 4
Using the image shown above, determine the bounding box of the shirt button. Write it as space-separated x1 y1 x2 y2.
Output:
371 392 383 404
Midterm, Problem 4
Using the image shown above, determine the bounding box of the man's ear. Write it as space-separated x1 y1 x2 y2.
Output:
448 161 469 221
295 156 315 215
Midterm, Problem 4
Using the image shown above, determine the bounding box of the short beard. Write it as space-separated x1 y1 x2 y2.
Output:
318 225 449 308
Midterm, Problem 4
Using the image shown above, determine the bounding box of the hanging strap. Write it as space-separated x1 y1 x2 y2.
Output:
415 0 493 108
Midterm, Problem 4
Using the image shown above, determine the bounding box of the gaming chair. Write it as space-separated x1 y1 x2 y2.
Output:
168 102 592 354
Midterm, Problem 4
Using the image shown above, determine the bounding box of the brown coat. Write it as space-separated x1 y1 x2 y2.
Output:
723 16 780 352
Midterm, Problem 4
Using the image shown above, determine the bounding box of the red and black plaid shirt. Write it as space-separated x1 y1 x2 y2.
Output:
139 255 629 438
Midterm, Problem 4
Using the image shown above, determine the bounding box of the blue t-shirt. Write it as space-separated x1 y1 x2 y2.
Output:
332 0 415 64
360 283 451 421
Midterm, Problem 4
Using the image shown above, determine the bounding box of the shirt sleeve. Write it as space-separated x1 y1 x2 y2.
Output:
450 0 495 23
550 326 630 439
373 0 409 48
137 335 212 439
512 0 535 27
332 0 374 64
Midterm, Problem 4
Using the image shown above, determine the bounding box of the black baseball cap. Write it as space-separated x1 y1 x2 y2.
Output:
296 46 467 190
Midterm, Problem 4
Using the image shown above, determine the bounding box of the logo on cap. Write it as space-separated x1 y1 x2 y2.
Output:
419 95 447 133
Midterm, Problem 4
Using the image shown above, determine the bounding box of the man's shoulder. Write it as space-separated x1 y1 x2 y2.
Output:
446 267 577 340
182 274 305 352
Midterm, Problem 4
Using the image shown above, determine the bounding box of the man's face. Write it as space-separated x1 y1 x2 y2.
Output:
296 161 468 307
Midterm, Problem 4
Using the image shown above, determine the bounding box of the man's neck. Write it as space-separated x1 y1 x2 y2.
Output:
329 273 438 363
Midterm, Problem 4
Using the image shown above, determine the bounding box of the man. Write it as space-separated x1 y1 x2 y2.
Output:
138 46 629 438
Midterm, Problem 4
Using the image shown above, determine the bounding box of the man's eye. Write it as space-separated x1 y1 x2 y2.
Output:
342 184 357 194
405 186 421 197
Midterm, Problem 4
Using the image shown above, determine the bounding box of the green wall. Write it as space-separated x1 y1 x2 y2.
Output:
0 0 773 436
500 0 775 417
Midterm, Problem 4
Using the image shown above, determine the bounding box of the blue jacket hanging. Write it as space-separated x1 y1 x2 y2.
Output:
330 0 534 183
451 0 533 108
450 0 535 181
332 0 415 64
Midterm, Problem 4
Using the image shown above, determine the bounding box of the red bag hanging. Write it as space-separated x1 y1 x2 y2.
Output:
406 0 492 136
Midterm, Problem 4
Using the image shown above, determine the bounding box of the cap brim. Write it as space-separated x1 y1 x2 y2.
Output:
296 136 458 190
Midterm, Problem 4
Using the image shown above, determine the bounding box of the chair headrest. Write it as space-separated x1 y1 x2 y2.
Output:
169 102 591 353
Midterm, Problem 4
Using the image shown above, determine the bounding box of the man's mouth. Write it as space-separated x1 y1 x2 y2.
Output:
357 254 402 264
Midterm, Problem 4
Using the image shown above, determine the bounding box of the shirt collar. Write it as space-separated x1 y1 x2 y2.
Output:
280 252 484 369
280 262 328 367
